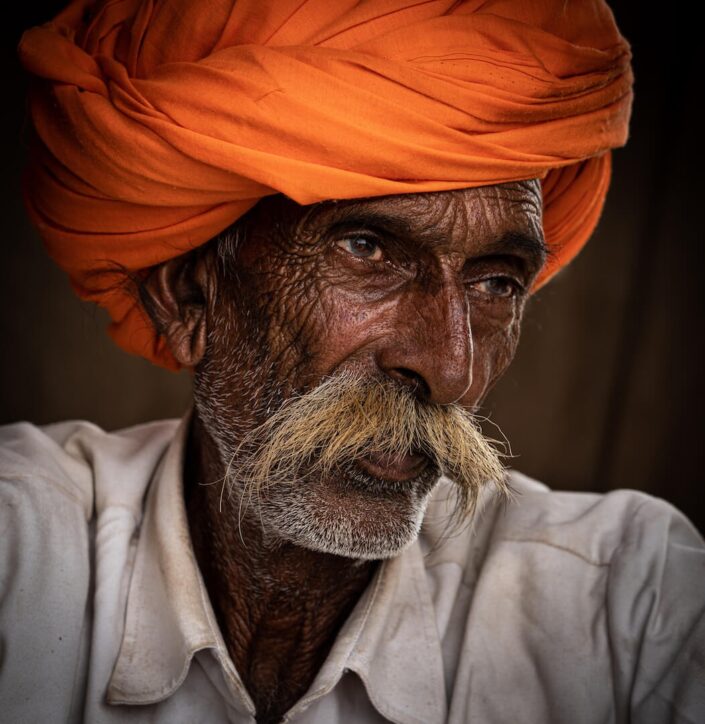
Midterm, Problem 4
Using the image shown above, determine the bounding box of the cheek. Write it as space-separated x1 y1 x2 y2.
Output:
287 282 388 381
234 257 324 377
464 303 523 403
262 282 317 378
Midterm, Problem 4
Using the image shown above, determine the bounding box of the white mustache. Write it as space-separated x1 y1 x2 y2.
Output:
225 371 509 520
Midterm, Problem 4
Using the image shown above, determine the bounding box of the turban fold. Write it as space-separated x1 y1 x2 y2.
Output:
19 0 633 369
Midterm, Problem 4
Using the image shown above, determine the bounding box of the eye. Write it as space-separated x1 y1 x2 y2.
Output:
470 276 520 298
336 236 384 261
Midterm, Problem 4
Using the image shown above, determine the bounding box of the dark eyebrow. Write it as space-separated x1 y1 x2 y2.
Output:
323 211 414 240
319 207 548 267
482 231 549 267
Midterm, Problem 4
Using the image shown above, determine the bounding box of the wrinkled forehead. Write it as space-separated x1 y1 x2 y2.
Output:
244 180 544 257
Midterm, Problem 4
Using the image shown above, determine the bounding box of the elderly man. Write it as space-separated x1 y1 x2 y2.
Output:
2 1 703 723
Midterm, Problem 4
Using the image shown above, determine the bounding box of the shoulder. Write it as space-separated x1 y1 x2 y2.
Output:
0 416 182 578
0 418 182 716
422 471 705 723
0 418 180 518
423 470 702 571
498 470 698 561
0 417 181 575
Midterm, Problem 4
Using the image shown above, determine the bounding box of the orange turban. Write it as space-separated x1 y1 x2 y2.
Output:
19 0 632 370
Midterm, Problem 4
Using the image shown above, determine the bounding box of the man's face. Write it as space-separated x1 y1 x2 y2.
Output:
192 180 545 558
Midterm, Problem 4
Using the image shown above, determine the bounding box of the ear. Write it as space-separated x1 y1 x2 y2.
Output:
140 252 211 368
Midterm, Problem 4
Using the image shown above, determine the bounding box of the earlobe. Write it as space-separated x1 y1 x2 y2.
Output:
163 304 207 369
140 254 210 368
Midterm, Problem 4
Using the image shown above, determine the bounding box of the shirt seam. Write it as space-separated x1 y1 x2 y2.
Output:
98 502 143 522
0 470 91 511
641 685 702 724
500 537 611 567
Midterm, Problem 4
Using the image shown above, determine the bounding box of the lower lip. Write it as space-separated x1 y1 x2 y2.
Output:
356 451 428 482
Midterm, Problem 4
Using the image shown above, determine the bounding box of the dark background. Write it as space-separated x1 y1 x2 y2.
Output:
2 2 703 532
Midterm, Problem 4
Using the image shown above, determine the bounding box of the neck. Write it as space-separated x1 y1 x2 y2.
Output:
184 414 376 724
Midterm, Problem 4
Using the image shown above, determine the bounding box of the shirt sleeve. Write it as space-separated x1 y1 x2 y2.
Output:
607 495 705 724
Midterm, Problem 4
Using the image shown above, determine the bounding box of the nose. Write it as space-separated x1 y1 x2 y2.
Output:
376 279 473 405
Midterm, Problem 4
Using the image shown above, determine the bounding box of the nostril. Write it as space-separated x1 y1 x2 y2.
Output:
388 367 430 398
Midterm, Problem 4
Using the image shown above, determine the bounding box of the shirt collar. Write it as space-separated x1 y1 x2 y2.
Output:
106 413 241 706
341 541 447 724
106 414 446 723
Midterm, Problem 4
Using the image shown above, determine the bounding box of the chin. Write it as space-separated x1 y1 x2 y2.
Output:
258 465 440 560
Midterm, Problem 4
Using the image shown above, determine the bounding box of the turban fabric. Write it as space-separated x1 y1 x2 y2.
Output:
19 0 633 370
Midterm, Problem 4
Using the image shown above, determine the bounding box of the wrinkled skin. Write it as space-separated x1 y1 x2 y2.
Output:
144 180 545 723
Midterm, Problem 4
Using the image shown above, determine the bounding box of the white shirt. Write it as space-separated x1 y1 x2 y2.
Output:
0 416 703 724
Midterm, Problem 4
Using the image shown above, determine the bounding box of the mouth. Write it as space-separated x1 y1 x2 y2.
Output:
356 450 429 483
